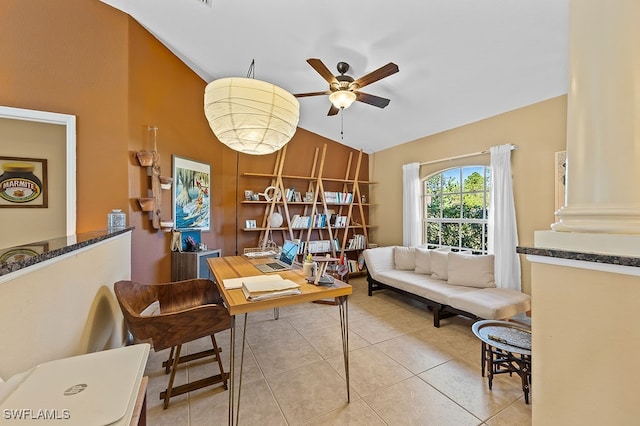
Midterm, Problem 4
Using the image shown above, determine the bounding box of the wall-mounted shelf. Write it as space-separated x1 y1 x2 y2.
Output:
136 143 173 230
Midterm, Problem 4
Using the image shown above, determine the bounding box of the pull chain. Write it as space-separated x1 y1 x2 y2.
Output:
247 59 255 79
340 110 344 140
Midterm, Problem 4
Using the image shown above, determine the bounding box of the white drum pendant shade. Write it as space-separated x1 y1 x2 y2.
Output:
204 77 300 155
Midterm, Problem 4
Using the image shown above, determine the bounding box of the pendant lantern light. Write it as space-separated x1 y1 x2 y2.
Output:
204 77 300 155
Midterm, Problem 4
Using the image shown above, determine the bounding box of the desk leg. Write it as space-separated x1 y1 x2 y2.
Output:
337 295 350 403
228 313 248 426
228 316 235 426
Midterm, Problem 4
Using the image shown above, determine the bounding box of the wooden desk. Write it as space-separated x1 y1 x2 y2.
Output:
208 256 352 426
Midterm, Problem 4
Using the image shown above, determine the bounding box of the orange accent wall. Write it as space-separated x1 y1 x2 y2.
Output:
1 0 367 284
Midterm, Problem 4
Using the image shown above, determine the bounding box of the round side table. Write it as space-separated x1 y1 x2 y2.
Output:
471 320 532 404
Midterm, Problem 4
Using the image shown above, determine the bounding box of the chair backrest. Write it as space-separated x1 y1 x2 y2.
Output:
113 279 231 352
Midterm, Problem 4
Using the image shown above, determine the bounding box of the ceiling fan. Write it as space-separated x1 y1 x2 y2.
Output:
295 58 399 116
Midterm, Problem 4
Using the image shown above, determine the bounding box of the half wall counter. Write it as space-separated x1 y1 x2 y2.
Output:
0 228 134 378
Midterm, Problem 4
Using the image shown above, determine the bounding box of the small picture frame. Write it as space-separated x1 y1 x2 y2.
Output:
244 190 254 201
304 191 314 202
245 219 257 229
294 191 302 202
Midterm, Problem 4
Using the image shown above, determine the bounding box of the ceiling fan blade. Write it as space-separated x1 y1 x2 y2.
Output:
327 104 340 116
307 58 338 85
353 62 399 89
294 91 331 98
356 91 391 108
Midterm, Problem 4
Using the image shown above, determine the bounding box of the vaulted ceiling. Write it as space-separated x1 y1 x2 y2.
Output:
101 0 569 153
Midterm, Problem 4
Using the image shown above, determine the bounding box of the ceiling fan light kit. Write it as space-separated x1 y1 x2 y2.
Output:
204 77 300 155
329 90 357 110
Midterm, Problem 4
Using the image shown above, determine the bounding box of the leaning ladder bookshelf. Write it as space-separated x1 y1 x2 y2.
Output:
240 143 375 276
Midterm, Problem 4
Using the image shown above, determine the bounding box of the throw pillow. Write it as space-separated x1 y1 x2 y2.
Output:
393 246 416 270
447 252 496 288
414 247 432 274
430 250 449 280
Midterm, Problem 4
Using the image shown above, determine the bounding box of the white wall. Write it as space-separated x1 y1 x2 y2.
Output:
0 232 131 378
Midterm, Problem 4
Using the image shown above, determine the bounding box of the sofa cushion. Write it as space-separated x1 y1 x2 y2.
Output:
430 250 449 280
414 247 432 274
394 246 415 270
447 252 495 288
376 270 478 305
447 288 531 320
363 246 396 280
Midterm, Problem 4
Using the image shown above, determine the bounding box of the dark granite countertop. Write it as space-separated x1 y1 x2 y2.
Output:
0 228 134 277
517 246 640 268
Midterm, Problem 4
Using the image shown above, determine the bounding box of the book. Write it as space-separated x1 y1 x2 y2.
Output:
241 278 301 301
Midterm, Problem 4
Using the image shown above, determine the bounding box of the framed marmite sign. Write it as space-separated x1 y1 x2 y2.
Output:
0 156 48 208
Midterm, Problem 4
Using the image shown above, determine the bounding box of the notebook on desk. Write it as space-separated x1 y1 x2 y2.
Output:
254 240 299 273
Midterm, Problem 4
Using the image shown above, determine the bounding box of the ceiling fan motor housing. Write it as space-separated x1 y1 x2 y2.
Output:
336 61 350 74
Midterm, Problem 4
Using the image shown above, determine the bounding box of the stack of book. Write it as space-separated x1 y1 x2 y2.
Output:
324 192 353 204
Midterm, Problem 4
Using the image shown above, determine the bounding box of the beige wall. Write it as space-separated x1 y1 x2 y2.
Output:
0 232 131 378
370 95 568 294
530 260 640 424
0 118 67 247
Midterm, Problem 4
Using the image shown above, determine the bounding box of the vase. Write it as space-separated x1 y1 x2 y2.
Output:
137 197 155 212
136 151 154 167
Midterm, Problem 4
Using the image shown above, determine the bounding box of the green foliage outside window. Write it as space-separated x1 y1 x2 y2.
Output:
423 167 490 253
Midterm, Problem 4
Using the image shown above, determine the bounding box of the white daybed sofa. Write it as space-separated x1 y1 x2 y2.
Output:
363 246 531 327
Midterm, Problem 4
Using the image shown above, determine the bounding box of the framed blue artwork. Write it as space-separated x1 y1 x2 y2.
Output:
172 155 210 231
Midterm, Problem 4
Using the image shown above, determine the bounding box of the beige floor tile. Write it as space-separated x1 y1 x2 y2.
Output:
375 332 454 374
355 296 409 318
243 316 301 346
419 358 524 421
274 301 330 318
189 378 287 426
412 322 480 357
146 399 190 426
250 333 323 377
268 360 356 425
300 323 370 359
486 399 532 426
182 333 266 386
324 302 382 324
364 376 481 426
300 399 386 425
383 307 434 333
348 314 409 344
326 345 413 397
286 308 340 334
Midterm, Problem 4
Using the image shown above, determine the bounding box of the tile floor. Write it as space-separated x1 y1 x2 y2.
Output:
144 277 531 425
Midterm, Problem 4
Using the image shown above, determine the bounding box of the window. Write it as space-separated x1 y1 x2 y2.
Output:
423 166 490 254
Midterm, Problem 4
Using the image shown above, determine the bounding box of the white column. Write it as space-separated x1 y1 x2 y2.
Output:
552 0 640 234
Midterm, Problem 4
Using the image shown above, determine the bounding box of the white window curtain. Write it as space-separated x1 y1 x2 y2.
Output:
488 144 521 292
402 162 421 247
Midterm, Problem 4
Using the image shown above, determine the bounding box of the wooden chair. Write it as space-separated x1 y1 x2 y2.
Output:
114 278 231 409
